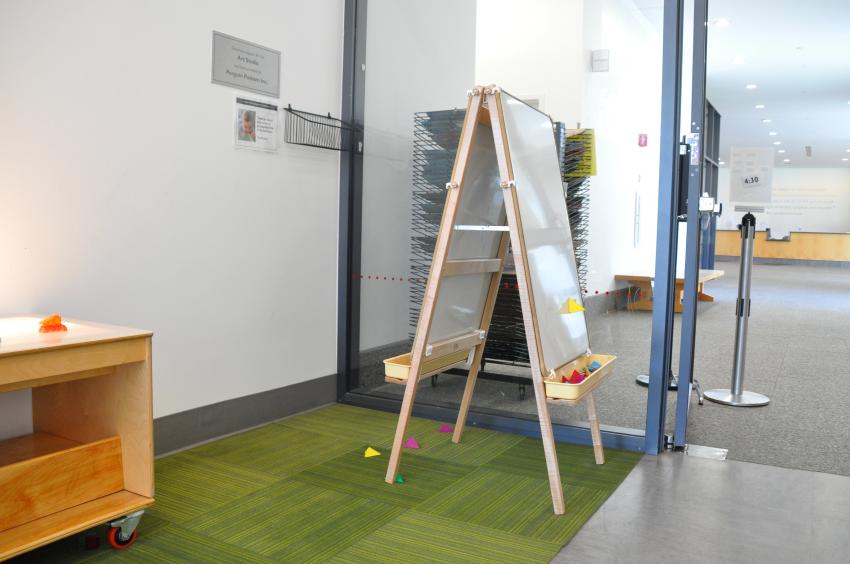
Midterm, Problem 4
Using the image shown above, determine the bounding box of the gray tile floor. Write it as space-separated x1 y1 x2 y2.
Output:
361 262 850 475
553 453 850 564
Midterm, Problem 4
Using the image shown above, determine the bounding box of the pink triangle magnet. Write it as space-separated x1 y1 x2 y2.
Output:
404 437 420 449
438 423 453 433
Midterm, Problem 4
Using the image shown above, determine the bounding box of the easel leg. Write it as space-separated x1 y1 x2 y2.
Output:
532 378 566 515
385 371 419 484
586 392 605 465
454 232 510 444
453 350 482 444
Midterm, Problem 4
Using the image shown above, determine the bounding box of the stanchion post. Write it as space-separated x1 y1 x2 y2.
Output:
705 212 770 407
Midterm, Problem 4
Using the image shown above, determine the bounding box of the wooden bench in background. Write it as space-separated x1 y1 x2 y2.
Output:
614 269 725 313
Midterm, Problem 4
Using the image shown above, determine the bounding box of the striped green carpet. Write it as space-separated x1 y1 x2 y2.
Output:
18 404 641 563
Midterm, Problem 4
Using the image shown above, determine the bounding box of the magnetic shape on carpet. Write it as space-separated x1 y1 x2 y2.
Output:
364 447 381 458
438 424 453 433
404 437 420 449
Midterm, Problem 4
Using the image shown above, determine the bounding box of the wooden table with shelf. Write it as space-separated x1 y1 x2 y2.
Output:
615 269 724 313
0 316 154 560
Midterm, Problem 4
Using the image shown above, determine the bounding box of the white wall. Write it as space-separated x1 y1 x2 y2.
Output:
0 0 343 439
717 167 850 233
581 0 663 292
474 0 662 293
476 0 585 124
359 0 477 350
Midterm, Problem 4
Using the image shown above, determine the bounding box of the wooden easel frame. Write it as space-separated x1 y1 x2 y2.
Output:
385 86 603 515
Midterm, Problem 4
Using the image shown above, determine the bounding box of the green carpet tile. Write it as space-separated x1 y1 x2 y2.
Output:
186 479 404 562
145 452 279 524
184 423 363 478
330 511 561 564
14 404 641 563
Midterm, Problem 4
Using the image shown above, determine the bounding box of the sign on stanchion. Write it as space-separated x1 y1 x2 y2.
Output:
704 211 770 407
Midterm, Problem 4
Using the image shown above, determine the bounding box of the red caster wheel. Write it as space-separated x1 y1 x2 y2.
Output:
107 526 138 549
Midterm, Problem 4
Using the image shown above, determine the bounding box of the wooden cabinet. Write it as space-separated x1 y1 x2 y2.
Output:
0 316 154 560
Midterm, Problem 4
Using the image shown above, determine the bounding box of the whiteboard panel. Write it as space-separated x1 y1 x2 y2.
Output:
500 91 589 370
429 123 504 342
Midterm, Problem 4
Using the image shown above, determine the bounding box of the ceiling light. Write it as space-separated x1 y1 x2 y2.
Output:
746 84 758 90
733 56 745 65
773 141 782 145
783 158 791 163
714 18 731 28
845 149 850 153
844 158 849 162
718 161 725 165
769 131 777 136
762 118 772 123
777 149 786 153
755 104 765 109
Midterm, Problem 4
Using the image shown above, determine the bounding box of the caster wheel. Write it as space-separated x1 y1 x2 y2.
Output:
108 526 137 549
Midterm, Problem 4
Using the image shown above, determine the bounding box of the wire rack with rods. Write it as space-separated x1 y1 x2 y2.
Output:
555 123 591 291
408 112 592 368
409 110 465 342
283 104 358 151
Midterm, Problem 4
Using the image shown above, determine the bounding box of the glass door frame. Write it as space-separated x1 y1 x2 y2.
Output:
336 0 703 455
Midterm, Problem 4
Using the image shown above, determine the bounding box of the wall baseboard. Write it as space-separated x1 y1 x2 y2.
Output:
154 374 336 455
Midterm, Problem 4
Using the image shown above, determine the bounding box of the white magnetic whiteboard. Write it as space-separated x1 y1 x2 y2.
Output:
430 123 505 342
500 91 589 370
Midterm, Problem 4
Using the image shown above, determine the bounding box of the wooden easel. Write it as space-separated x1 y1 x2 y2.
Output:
384 86 611 515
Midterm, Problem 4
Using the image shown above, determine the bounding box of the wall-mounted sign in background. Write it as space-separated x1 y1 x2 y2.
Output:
235 97 279 152
212 31 280 98
729 146 774 204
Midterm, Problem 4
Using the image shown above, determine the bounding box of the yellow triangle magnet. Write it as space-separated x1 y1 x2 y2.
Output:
560 297 585 314
364 447 381 458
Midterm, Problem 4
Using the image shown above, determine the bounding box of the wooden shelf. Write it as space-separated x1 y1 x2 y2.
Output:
0 432 79 467
0 490 154 561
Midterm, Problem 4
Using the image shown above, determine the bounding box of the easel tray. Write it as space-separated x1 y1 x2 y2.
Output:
544 353 616 403
383 350 470 384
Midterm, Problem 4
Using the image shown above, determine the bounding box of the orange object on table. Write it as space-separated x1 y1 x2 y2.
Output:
39 314 67 333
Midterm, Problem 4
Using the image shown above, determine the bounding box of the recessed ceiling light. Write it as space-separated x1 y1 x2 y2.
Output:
843 158 849 162
733 56 745 65
762 118 772 123
755 104 765 109
783 159 791 163
746 84 758 90
769 131 777 136
777 149 786 153
773 141 782 145
719 161 726 165
714 18 731 28
846 149 850 153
